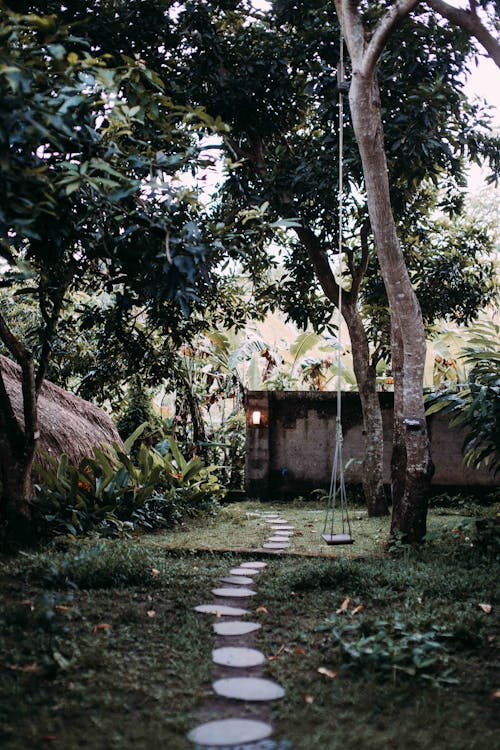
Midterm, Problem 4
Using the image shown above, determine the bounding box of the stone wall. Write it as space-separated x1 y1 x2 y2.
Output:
245 391 497 498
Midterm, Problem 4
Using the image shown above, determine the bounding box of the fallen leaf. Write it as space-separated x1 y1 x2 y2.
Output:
479 603 492 614
151 568 160 576
42 736 58 743
94 623 112 631
318 667 337 679
293 646 306 655
6 662 41 673
304 694 314 704
147 610 156 618
493 690 500 699
336 597 350 614
55 605 70 612
256 606 268 613
268 655 280 661
351 604 365 616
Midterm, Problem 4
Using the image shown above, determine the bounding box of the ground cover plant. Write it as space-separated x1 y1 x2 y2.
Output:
1 500 498 749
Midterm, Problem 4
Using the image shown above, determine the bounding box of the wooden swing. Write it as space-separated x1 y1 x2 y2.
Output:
322 16 354 547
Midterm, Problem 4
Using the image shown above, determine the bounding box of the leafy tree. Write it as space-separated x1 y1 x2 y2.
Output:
0 9 230 541
157 0 497 523
332 0 499 541
426 322 500 473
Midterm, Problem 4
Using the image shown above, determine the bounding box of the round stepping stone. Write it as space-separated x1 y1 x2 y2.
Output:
271 525 294 531
212 646 266 668
194 604 248 616
213 620 261 637
240 562 267 569
212 587 257 598
213 676 286 701
269 536 291 543
220 575 255 585
273 532 291 537
263 542 289 549
230 567 260 576
187 718 273 747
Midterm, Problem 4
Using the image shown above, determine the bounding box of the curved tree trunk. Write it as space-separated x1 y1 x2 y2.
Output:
348 70 433 542
294 225 388 516
343 301 388 516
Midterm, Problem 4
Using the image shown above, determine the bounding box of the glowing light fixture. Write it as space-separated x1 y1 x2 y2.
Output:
252 410 262 426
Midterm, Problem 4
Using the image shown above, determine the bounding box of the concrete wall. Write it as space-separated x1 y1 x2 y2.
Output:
245 391 497 498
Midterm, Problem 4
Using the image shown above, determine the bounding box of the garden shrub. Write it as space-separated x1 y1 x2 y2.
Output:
32 431 225 539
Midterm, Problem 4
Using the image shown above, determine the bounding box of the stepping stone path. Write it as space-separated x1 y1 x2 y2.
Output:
213 677 286 701
188 718 273 747
220 575 255 585
213 621 261 637
212 587 257 598
190 510 293 747
212 647 266 668
194 604 249 616
230 567 260 576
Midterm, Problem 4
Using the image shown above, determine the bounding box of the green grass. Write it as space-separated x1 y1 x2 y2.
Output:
142 499 482 558
0 501 498 749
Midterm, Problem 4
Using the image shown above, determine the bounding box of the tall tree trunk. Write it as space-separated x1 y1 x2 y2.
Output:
0 432 35 546
348 70 433 542
295 225 388 516
343 301 388 516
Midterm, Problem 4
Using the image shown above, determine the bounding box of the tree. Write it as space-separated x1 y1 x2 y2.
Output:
164 0 497 523
332 0 499 541
0 9 230 541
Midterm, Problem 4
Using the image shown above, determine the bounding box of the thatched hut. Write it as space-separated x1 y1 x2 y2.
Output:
0 355 123 471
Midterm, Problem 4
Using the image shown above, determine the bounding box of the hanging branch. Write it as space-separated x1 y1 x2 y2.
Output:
361 0 421 77
427 0 500 67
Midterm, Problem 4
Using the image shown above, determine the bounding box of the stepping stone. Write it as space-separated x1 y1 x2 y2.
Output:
212 587 257 598
240 562 267 569
273 532 291 537
213 621 262 637
230 567 260 576
212 646 266 668
220 575 255 585
187 718 273 747
194 604 249 616
263 542 289 549
269 536 291 543
270 525 294 531
268 519 287 524
213 676 285 701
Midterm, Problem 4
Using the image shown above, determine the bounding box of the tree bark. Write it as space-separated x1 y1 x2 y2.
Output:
347 61 433 541
295 225 388 516
343 301 388 516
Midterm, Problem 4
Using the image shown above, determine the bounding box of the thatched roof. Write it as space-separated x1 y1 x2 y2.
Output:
0 354 123 470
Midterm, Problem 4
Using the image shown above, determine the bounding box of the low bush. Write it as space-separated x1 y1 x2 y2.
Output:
32 430 224 539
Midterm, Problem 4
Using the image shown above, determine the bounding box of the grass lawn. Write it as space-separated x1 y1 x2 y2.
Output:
0 500 498 749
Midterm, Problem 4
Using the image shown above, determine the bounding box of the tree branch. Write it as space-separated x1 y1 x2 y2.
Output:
294 224 342 308
427 0 500 67
35 265 75 393
350 218 371 300
0 313 37 442
0 367 24 446
363 0 421 77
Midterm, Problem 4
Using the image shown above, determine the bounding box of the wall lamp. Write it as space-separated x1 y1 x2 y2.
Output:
252 410 262 426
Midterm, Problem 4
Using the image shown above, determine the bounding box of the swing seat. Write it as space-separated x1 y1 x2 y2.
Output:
322 533 355 545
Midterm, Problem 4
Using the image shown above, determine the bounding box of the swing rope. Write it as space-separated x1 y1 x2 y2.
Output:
322 13 353 544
